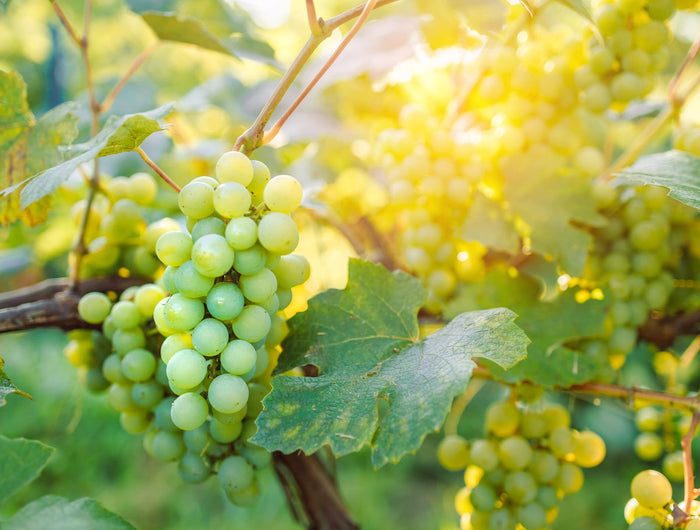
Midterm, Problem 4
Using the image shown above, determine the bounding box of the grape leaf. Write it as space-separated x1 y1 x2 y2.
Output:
0 73 80 226
0 436 54 505
141 12 236 57
2 496 135 529
461 191 520 254
616 150 700 210
0 357 31 406
503 170 605 276
253 259 529 468
0 103 174 212
518 253 560 302
445 267 607 386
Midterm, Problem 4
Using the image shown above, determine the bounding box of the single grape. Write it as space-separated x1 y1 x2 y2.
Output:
556 463 584 494
134 284 167 317
178 451 211 484
160 333 193 364
216 151 254 186
469 439 499 471
163 294 205 331
178 181 215 219
437 435 470 471
154 397 179 432
221 340 257 375
112 328 146 356
107 383 139 412
208 374 249 414
192 318 230 357
174 261 215 298
218 455 255 493
127 172 158 205
213 182 251 219
635 432 663 461
121 348 156 382
504 470 538 504
132 380 164 409
191 234 235 278
225 479 260 507
225 217 258 250
209 417 243 443
573 430 606 468
151 430 186 461
120 410 153 434
156 231 193 267
257 212 299 255
248 160 271 206
78 292 112 324
166 349 208 390
239 268 277 303
206 282 245 321
499 436 532 470
273 255 311 289
191 216 226 242
232 305 271 343
171 392 209 431
485 400 520 437
233 244 267 275
263 175 303 213
183 424 211 453
469 483 498 511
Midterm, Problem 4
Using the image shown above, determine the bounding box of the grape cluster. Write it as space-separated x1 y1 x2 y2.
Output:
623 469 700 529
72 151 309 506
438 398 606 529
70 171 173 279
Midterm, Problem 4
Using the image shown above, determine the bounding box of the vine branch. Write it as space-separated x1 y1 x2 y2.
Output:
135 147 180 192
682 412 700 513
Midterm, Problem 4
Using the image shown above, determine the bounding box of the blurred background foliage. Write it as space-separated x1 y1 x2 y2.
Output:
0 0 690 528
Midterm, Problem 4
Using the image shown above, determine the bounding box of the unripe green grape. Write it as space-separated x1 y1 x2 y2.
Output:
635 432 664 461
225 479 260 507
232 305 271 343
178 181 215 219
209 416 243 443
153 298 178 337
144 218 180 253
221 339 257 375
208 374 249 414
111 302 141 330
134 284 167 317
240 268 277 303
594 4 623 36
161 266 179 294
163 294 205 331
103 353 129 384
112 328 146 356
191 216 226 242
225 217 258 250
239 443 272 470
277 288 293 311
111 198 142 226
631 470 673 509
258 293 279 316
265 314 288 347
191 176 219 188
530 450 560 483
120 409 153 434
632 252 662 278
470 439 499 471
156 231 193 267
183 424 211 453
609 326 637 355
63 339 94 368
131 379 164 408
662 451 684 482
78 292 112 324
516 502 547 530
167 349 207 390
535 486 558 510
154 396 179 432
265 250 281 270
126 172 158 205
556 463 583 494
629 516 663 530
504 470 538 505
174 261 215 298
573 430 606 468
549 426 576 459
647 0 675 20
520 411 548 439
84 367 110 392
488 508 513 529
102 315 117 341
108 383 139 412
206 282 245 321
248 160 271 205
192 318 230 357
645 280 671 311
437 435 470 471
263 175 303 213
121 348 156 382
611 72 644 102
191 234 234 278
171 392 209 431
246 382 269 419
160 333 193 364
213 182 252 219
218 455 254 493
499 436 532 470
485 400 520 437
257 212 299 255
152 430 186 462
216 151 254 186
233 244 267 275
213 407 247 425
178 451 211 484
469 483 498 511
273 255 311 289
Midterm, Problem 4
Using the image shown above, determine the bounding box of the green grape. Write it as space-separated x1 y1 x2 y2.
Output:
632 252 662 278
629 517 663 530
218 455 254 493
191 234 235 278
277 288 293 311
549 426 576 459
273 255 311 289
178 451 211 484
131 380 164 408
206 282 245 321
248 160 271 205
535 486 559 509
225 478 260 507
102 315 117 341
611 72 644 102
112 328 146 356
209 417 243 443
520 411 548 439
470 439 499 471
263 175 303 213
233 244 267 275
174 261 214 298
183 424 211 453
163 294 205 331
635 432 664 461
134 284 167 317
151 430 186 461
225 216 258 250
85 366 110 392
529 450 560 483
516 502 547 530
120 410 153 434
556 463 583 494
155 360 168 387
121 348 156 382
208 374 249 414
238 443 271 470
144 218 180 252
573 430 606 468
78 292 112 324
171 392 209 431
166 349 208 390
213 407 247 425
178 181 215 219
216 151 254 186
469 483 498 511
257 212 299 255
504 470 538 504
153 298 179 337
213 182 251 219
156 231 193 267
662 451 684 482
485 400 520 437
103 353 129 384
161 266 179 294
107 383 139 412
192 318 230 357
160 333 193 364
265 314 288 347
232 305 271 343
488 508 513 529
191 216 226 242
258 293 279 316
499 436 532 470
221 339 257 375
154 397 179 432
127 172 157 205
239 268 277 303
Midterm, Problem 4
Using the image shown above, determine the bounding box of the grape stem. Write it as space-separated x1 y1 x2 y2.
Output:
306 0 323 35
444 379 485 436
233 0 400 154
682 412 700 517
134 147 180 193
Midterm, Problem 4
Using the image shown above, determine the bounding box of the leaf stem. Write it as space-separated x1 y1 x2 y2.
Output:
682 412 700 512
135 147 180 193
233 0 399 154
444 379 485 436
306 0 323 35
100 43 158 114
51 2 81 47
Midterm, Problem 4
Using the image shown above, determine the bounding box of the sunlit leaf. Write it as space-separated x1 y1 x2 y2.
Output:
0 436 53 505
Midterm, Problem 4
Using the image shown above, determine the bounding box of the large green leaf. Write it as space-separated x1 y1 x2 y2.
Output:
445 268 607 386
461 191 520 254
616 150 700 210
0 357 31 406
253 260 529 468
503 167 605 276
142 12 236 57
2 495 135 529
0 436 54 506
0 71 33 151
0 103 174 211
